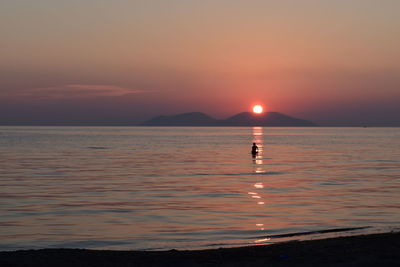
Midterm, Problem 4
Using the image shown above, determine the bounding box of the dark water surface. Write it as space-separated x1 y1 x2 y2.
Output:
0 127 399 250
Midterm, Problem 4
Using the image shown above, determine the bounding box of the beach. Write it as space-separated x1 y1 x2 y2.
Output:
1 232 399 267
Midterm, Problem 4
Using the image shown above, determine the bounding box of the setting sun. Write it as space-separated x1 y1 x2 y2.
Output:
253 105 263 114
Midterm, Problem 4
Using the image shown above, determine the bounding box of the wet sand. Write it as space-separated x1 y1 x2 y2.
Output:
1 232 399 267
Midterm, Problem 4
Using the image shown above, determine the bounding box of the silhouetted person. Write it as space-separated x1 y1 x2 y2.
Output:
251 143 258 155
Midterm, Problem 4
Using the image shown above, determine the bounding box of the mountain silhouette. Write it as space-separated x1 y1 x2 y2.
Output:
141 111 316 126
221 112 316 126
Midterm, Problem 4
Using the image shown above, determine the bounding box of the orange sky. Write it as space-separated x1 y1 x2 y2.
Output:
1 1 399 125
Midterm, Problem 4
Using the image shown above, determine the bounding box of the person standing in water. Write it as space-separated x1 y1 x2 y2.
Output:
251 142 259 155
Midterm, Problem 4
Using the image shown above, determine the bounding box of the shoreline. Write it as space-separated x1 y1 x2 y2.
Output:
1 232 399 266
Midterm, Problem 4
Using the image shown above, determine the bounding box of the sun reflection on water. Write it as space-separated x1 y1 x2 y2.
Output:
250 127 269 240
254 183 264 188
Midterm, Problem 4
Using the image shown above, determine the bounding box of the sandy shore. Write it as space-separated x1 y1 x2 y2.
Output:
1 232 399 266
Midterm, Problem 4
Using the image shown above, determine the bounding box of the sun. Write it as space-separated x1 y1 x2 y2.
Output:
253 105 263 114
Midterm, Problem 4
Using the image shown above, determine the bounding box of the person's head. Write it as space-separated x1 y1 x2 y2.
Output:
253 143 256 145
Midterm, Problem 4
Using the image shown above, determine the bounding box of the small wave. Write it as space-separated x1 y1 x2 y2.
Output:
87 146 108 150
32 172 65 176
366 159 398 163
172 172 285 177
55 240 131 249
256 226 370 240
216 172 285 176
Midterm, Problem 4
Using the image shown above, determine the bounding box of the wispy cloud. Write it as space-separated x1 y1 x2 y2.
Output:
1 84 154 99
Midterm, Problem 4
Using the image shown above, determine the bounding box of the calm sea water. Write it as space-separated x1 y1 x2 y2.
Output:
0 126 399 251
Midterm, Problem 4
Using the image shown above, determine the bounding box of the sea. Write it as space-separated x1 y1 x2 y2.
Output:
0 126 399 251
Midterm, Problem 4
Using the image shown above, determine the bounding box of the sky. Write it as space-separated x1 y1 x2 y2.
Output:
1 0 399 126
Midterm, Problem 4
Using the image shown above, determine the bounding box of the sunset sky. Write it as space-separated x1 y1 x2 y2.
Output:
1 0 399 125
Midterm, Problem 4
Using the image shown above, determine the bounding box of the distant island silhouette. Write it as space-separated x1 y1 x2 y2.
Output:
141 111 317 126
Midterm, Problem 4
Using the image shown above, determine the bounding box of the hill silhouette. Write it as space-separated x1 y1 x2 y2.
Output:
141 111 316 126
221 112 316 126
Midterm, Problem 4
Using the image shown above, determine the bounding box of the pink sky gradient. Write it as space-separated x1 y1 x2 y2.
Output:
1 1 399 125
